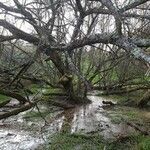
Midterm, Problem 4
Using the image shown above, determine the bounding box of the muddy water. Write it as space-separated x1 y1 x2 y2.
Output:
0 93 149 150
42 95 135 138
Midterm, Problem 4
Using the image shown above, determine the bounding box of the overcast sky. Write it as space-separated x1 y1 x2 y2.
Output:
0 0 148 40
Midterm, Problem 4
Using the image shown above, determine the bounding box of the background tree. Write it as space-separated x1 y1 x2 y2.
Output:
0 0 150 119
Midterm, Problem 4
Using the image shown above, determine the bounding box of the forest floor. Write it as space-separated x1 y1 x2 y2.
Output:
0 91 149 150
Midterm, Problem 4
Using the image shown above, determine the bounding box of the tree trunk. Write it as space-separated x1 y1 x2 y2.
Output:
47 51 90 104
58 74 75 101
0 102 35 119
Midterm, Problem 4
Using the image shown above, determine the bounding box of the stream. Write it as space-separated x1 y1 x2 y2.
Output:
0 92 149 150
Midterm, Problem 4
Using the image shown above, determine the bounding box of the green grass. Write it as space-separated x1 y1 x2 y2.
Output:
124 110 139 120
108 107 142 124
24 109 51 120
108 134 150 150
108 109 139 124
0 94 9 102
47 133 104 150
0 94 10 107
44 132 150 150
109 114 124 124
137 135 150 150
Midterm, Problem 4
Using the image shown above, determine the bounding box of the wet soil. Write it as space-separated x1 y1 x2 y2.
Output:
0 92 149 150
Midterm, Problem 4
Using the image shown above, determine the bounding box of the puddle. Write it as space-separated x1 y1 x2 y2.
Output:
0 92 149 149
0 130 43 150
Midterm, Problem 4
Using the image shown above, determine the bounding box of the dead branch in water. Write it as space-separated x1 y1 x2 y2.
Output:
0 102 35 120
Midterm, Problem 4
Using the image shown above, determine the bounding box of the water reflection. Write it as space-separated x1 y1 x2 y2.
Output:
45 95 140 139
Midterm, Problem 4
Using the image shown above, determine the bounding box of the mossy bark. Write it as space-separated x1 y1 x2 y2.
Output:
59 74 74 99
58 74 91 104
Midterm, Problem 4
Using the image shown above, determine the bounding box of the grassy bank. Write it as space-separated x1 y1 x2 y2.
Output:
45 132 150 150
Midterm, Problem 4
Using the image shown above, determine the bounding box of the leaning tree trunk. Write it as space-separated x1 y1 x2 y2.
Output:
138 90 150 108
47 51 90 104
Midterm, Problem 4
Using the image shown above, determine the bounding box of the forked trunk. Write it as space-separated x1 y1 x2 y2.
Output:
48 51 90 104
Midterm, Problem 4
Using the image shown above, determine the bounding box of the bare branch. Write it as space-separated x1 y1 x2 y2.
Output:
0 19 39 44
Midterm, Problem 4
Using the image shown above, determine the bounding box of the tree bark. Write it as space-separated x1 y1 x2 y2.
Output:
0 89 28 104
58 74 75 101
0 102 35 120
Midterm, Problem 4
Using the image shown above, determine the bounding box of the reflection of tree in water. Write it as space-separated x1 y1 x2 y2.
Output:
60 105 92 133
61 108 75 133
60 103 99 133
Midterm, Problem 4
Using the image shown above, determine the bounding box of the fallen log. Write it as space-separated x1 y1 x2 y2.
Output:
102 100 116 106
0 89 28 104
0 102 35 120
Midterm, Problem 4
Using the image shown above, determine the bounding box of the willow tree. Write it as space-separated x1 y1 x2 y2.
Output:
0 0 150 103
